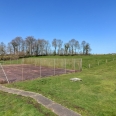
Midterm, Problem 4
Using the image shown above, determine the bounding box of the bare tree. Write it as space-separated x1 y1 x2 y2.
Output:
36 39 50 55
44 40 50 55
69 39 77 55
38 39 44 55
17 39 27 57
57 39 63 55
59 48 64 55
74 40 80 54
0 36 92 56
0 42 6 55
11 39 18 54
64 43 69 55
10 37 23 55
33 39 39 56
25 36 36 55
7 42 13 55
81 41 86 54
14 37 23 54
21 40 26 53
52 38 58 55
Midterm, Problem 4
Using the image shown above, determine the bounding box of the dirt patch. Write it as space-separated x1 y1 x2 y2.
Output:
1 64 79 83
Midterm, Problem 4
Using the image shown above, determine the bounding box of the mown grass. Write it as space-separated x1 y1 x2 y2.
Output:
5 55 116 116
0 91 57 116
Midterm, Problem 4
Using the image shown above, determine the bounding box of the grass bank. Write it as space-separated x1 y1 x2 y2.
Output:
5 55 116 116
0 91 56 116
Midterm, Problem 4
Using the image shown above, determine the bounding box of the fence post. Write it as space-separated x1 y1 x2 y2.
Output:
98 61 99 66
35 58 36 67
29 61 31 77
3 58 5 65
10 58 11 65
106 59 107 63
65 59 66 74
22 58 24 81
89 64 90 68
80 58 82 71
17 58 18 64
54 59 55 75
40 59 41 77
74 59 76 72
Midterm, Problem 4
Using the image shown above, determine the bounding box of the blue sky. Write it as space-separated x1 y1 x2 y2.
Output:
0 0 116 54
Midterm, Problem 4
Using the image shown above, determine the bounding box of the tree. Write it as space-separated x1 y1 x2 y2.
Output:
0 42 6 55
0 36 92 56
81 41 86 54
44 40 50 55
69 39 79 55
57 39 63 55
64 43 69 55
33 39 39 56
10 37 23 55
74 40 80 54
59 48 64 55
85 43 91 55
20 39 26 55
35 39 50 56
11 39 18 54
52 38 58 55
38 39 45 55
7 42 13 55
14 37 23 54
25 36 36 55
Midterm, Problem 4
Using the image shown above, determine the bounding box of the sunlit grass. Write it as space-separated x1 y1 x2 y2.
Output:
5 55 116 116
0 91 57 116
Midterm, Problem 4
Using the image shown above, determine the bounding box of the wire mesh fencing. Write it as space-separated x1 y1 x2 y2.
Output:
0 58 82 83
23 58 82 74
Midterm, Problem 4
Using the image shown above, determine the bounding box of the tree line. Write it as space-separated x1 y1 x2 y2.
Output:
0 36 91 58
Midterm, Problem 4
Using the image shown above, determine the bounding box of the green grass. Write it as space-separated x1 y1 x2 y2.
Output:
1 54 115 70
0 59 22 65
5 55 116 116
23 54 116 69
0 91 57 116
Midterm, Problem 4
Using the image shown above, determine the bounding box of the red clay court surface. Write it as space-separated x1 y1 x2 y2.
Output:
0 64 79 83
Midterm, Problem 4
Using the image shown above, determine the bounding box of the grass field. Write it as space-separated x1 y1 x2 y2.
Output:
0 91 57 116
4 54 116 116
